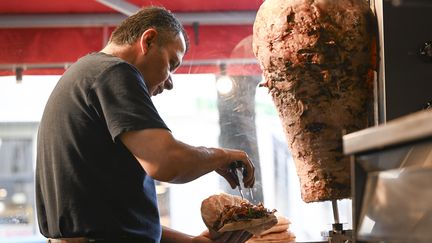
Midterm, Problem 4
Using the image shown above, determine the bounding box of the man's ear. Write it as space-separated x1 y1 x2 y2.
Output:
140 28 158 54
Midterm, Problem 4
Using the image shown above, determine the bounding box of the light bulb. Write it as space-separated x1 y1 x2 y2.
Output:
216 75 233 95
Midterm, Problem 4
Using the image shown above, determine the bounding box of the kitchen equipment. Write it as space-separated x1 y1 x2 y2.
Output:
297 0 432 241
339 0 432 241
344 110 432 243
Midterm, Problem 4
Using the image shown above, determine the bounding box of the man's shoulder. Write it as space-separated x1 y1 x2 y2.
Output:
78 52 125 70
64 52 137 83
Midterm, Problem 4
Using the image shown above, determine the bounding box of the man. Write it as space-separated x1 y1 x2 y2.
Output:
36 6 255 243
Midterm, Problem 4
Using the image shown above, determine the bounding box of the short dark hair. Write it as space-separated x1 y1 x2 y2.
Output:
109 6 189 52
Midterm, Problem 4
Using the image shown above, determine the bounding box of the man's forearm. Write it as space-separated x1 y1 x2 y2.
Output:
121 129 230 183
120 128 253 186
161 226 194 243
160 140 227 183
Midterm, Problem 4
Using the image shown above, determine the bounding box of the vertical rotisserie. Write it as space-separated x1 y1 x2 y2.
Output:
253 0 376 202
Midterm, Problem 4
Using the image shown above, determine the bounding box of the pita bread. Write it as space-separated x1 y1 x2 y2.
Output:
247 230 296 243
258 215 291 235
259 222 289 235
201 193 278 236
201 193 246 227
275 215 290 225
218 214 278 233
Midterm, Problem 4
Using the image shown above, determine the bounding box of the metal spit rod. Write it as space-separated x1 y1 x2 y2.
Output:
331 200 340 224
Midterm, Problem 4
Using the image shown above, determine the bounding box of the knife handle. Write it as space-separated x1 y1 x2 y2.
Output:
229 162 241 186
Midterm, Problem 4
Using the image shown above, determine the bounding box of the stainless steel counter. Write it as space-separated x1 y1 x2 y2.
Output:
343 110 432 155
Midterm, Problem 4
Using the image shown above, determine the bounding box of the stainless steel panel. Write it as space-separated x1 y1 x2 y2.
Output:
354 140 432 242
358 167 432 242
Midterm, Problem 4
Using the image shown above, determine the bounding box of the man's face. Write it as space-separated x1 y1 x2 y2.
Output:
140 32 186 96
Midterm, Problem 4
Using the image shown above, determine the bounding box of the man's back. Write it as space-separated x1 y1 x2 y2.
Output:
36 52 167 242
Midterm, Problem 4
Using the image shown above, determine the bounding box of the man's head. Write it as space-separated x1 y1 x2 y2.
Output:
110 6 189 50
109 7 189 96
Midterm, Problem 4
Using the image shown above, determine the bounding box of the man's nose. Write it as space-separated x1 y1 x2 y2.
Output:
164 75 173 90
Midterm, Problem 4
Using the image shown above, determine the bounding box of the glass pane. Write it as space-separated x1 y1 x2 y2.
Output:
0 137 36 238
0 73 353 242
0 76 57 242
152 74 352 241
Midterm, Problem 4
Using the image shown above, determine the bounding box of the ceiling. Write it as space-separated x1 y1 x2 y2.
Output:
0 0 263 76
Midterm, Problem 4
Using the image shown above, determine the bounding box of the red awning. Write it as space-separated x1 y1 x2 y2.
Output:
0 0 263 76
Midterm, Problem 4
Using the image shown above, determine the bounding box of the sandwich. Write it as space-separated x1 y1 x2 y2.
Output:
201 193 278 236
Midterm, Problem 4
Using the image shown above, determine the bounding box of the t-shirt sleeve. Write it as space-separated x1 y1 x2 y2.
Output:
90 62 169 142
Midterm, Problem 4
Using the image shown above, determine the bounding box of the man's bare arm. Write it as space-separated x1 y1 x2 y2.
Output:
119 129 254 186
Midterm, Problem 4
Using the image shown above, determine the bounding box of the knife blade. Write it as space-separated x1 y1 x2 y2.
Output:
230 161 245 199
239 163 255 202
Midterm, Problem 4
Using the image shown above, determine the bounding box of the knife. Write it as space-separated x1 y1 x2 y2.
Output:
238 162 254 202
235 161 255 202
230 161 245 199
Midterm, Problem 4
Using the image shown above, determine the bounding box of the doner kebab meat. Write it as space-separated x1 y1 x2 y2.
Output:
253 0 376 202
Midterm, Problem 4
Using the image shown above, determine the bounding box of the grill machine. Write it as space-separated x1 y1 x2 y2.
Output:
297 0 432 242
341 0 432 243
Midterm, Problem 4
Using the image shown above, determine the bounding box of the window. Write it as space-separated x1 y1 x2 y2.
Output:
0 76 57 242
0 124 40 241
0 72 351 242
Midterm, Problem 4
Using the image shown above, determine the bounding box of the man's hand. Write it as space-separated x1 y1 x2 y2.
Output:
161 226 252 243
215 149 255 189
195 229 253 243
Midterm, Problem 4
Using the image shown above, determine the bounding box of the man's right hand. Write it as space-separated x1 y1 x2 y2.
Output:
214 149 255 189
